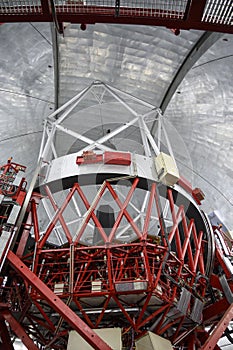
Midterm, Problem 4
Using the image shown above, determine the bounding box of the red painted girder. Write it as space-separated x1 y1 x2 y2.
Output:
201 302 233 350
31 199 40 242
73 298 95 328
0 13 232 34
94 295 112 328
2 310 39 350
138 304 169 329
180 218 196 269
7 250 112 350
16 214 31 258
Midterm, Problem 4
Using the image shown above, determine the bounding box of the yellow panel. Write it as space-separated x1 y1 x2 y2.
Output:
67 328 122 350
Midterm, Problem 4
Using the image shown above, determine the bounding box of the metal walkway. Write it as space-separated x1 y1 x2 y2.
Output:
0 0 232 34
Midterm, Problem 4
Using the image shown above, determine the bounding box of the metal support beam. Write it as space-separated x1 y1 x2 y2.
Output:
7 250 112 350
51 23 60 111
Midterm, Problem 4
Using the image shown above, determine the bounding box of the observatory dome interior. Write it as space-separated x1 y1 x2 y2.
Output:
0 3 232 349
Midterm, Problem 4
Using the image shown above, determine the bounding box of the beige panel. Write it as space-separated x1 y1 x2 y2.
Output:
67 328 122 350
155 152 180 186
135 332 173 350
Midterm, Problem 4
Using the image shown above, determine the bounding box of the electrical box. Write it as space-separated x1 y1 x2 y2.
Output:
135 332 173 350
0 230 11 260
67 328 122 350
7 205 21 225
91 280 102 292
155 152 179 186
54 282 64 295
13 173 23 187
115 280 148 292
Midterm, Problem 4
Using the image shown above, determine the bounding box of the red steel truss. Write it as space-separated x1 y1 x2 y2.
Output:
1 170 232 348
1 80 233 350
0 149 233 350
0 0 232 34
2 83 233 349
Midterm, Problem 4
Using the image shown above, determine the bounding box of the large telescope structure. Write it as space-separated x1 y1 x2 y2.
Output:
0 82 233 350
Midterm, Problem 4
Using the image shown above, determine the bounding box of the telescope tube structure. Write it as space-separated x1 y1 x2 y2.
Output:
0 82 233 350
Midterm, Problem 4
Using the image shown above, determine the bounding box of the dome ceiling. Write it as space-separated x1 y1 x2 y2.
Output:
58 24 204 105
0 22 232 232
165 33 233 229
0 23 54 180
